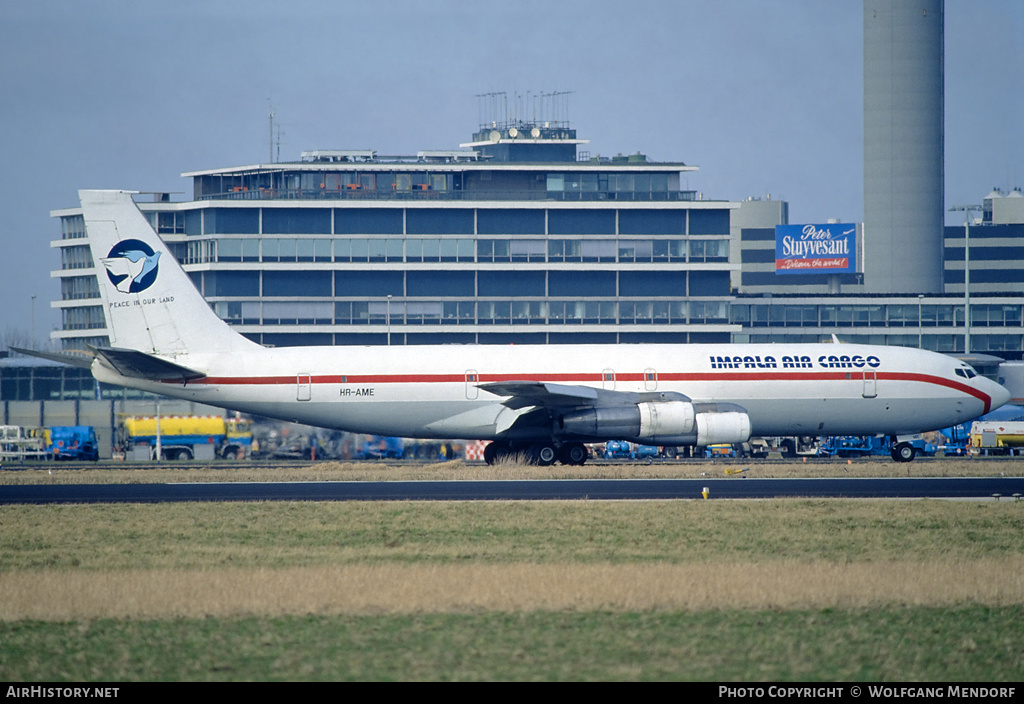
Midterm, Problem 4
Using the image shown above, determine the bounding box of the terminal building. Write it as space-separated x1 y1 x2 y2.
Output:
51 119 738 352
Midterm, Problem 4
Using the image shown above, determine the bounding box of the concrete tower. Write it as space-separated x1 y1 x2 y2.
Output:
863 0 945 293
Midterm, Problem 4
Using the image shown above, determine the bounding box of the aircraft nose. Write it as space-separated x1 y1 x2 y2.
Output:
985 378 1012 413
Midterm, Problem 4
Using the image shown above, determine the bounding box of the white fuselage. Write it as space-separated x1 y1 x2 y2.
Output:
91 342 1007 442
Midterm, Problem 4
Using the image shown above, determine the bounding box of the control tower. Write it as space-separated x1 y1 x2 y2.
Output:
863 0 945 293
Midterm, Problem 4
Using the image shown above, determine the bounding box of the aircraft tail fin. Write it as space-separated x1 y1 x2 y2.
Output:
80 190 257 356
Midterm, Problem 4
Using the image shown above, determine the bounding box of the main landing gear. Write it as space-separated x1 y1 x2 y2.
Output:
483 440 590 466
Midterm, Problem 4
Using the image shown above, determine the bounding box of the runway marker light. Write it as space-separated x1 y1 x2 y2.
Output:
702 486 710 499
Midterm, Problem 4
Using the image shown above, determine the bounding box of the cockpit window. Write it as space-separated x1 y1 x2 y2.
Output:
955 367 978 379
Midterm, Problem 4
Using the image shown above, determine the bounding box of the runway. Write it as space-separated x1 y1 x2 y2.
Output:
3 476 1023 504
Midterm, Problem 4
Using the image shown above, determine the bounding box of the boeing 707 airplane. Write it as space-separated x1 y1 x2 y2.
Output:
41 190 1010 465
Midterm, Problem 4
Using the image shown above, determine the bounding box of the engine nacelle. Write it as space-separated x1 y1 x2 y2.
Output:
559 405 642 439
638 401 696 444
559 401 751 446
695 411 752 446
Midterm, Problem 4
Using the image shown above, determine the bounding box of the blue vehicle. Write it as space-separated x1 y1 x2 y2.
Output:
634 444 660 459
356 435 404 459
603 440 635 460
704 443 739 458
819 435 936 461
47 426 100 461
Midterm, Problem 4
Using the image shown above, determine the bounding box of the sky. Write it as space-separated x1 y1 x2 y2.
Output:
1 0 1021 345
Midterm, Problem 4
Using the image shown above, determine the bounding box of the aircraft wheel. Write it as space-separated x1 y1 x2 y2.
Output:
891 442 916 463
559 442 589 466
484 441 509 465
530 443 558 466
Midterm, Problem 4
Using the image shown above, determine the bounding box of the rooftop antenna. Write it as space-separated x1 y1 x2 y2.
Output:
268 100 275 163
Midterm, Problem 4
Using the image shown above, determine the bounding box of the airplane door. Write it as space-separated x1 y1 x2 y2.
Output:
466 370 479 400
862 370 877 399
602 369 616 390
297 374 312 401
644 368 658 391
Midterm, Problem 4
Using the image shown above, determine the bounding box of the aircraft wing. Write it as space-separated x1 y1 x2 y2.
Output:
477 381 599 409
91 346 207 382
478 380 689 409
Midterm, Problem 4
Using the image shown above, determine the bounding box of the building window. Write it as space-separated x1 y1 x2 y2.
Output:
478 271 545 297
61 245 93 270
407 209 474 235
204 208 259 235
548 271 616 297
619 210 685 235
61 215 86 240
406 271 475 297
156 212 185 234
335 209 403 234
262 208 331 235
548 209 615 235
61 276 100 301
263 271 331 297
62 306 105 331
478 209 545 235
334 271 403 297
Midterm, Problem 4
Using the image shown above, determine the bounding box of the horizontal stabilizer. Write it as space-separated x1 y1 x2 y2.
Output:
9 347 95 369
91 346 206 382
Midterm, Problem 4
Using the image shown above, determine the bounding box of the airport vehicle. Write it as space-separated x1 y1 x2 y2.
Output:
941 404 1024 455
818 435 936 461
356 435 405 460
119 415 252 460
704 443 739 458
603 440 635 460
46 426 100 461
0 426 47 461
742 437 771 459
634 444 659 460
970 421 1024 455
25 190 1011 466
774 436 823 458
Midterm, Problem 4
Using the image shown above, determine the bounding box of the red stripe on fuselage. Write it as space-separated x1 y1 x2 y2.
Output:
179 370 993 413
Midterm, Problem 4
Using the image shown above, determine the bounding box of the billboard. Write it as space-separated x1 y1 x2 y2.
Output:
775 223 857 275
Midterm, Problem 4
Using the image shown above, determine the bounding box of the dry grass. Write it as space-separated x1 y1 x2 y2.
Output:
2 499 1023 621
2 456 1023 484
2 559 1023 621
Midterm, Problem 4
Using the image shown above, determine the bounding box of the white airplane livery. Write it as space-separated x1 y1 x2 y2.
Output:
68 190 1010 464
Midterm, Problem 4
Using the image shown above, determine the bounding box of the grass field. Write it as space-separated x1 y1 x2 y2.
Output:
2 456 1023 484
2 459 1023 681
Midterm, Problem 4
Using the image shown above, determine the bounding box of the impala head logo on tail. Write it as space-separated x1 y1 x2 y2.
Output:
102 239 161 293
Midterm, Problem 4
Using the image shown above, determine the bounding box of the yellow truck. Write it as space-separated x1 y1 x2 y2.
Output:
970 420 1024 456
119 416 252 460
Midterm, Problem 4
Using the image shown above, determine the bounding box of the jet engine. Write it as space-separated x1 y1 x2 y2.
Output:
558 401 751 446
